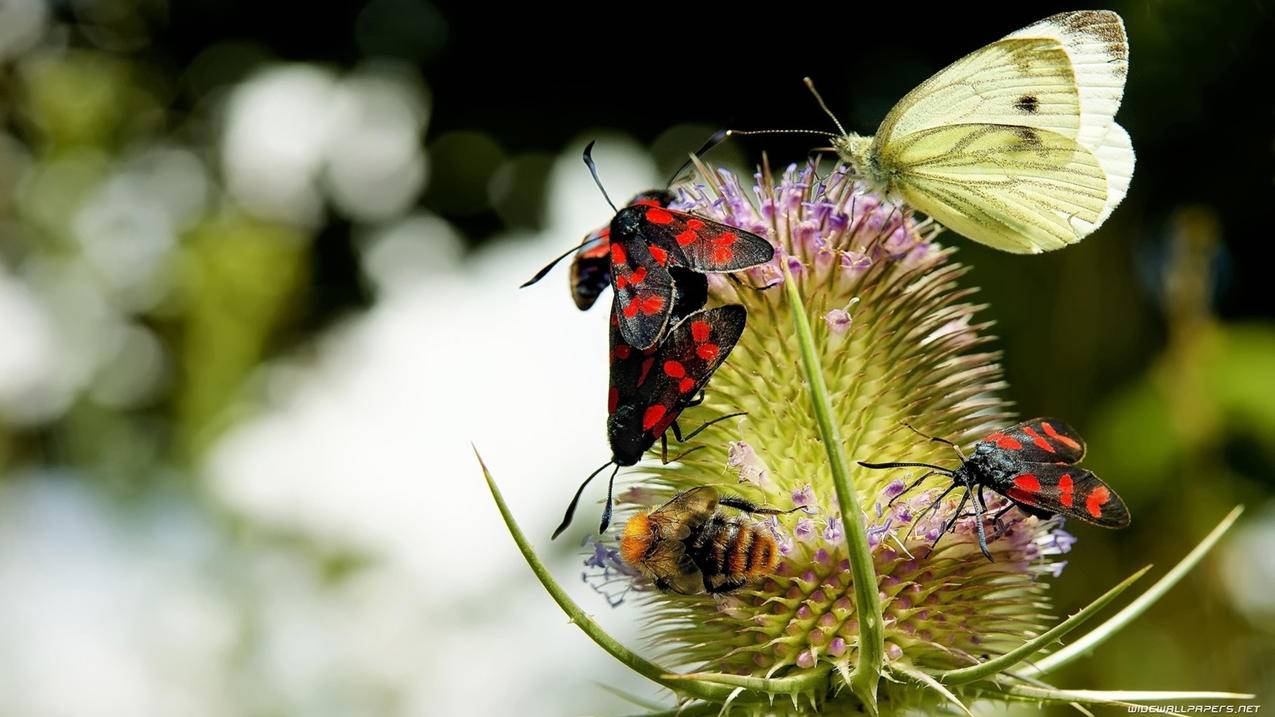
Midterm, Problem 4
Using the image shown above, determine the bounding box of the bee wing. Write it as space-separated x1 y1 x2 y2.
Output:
649 486 720 541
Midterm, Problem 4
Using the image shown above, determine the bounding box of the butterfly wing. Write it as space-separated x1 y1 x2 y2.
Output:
872 11 1133 251
569 226 612 310
878 10 1128 150
607 305 746 464
998 463 1129 528
979 418 1087 463
884 123 1109 253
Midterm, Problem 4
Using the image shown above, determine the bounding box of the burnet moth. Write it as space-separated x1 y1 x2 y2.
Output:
521 137 774 350
552 301 747 540
859 419 1130 561
567 189 674 311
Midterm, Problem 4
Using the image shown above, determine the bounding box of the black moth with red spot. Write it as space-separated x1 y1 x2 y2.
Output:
552 301 746 540
568 190 674 311
608 201 771 349
859 418 1130 561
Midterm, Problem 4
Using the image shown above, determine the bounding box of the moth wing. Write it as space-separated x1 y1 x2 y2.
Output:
569 226 612 311
611 236 676 349
635 206 774 273
624 305 747 438
886 123 1108 253
980 418 1086 463
1002 464 1129 528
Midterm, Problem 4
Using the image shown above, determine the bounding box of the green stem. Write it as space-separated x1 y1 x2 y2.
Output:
1023 505 1244 676
938 565 1151 684
475 448 730 702
780 262 884 713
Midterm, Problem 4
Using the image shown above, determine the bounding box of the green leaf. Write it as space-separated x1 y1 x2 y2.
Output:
1023 506 1244 676
475 447 730 702
662 667 830 696
938 565 1152 684
891 663 973 717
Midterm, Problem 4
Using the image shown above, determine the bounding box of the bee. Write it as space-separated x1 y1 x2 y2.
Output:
619 486 800 594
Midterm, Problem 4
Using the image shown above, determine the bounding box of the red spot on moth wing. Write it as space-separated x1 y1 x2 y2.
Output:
629 267 647 285
1006 488 1037 505
1085 485 1111 519
686 219 705 230
646 208 674 224
690 321 711 343
663 360 686 378
611 243 627 264
622 301 639 318
711 245 734 263
611 345 631 361
678 378 694 393
637 357 654 387
1012 474 1041 492
648 245 669 266
696 343 720 361
1058 473 1074 507
988 432 1022 450
713 232 738 246
1042 421 1082 451
675 229 697 246
1022 426 1056 453
639 295 665 315
642 404 667 431
634 198 661 207
608 387 619 414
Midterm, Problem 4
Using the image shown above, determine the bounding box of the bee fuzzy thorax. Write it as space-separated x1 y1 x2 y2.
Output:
618 511 653 565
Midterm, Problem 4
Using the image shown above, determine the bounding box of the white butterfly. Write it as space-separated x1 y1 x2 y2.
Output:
824 11 1134 254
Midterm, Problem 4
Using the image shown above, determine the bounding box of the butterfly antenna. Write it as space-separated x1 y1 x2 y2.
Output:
803 76 848 137
582 141 618 212
665 128 729 188
519 233 607 288
552 460 615 540
727 128 839 139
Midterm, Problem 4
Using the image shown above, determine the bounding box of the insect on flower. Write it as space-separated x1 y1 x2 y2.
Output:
619 486 803 594
859 419 1130 560
553 304 748 540
566 189 675 311
521 138 775 349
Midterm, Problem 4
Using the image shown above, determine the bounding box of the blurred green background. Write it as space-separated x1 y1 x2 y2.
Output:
0 0 1271 714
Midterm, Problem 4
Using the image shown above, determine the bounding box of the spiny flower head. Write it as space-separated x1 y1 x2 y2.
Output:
588 159 1074 707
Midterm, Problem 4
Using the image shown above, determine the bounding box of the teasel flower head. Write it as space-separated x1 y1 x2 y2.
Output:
478 156 1250 716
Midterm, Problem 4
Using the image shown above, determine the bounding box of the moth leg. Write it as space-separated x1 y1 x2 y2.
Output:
681 412 747 442
726 273 780 292
904 483 959 542
888 470 944 507
972 485 993 561
664 444 705 465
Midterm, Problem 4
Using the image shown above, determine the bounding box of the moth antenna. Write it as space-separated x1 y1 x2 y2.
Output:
582 141 618 212
552 460 614 540
803 76 848 137
858 460 954 475
665 128 730 188
519 234 607 288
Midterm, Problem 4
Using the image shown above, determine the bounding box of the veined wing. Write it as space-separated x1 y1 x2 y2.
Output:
885 123 1108 253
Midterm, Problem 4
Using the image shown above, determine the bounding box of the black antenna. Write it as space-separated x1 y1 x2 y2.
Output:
803 76 848 136
858 460 954 474
552 460 615 539
582 140 617 212
664 128 730 188
519 234 606 288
